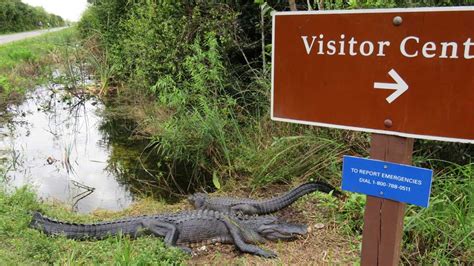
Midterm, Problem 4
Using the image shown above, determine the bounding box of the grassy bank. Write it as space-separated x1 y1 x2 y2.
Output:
0 28 75 112
0 161 358 264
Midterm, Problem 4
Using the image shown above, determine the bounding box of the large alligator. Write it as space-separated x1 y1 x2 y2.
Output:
188 181 341 215
30 209 307 258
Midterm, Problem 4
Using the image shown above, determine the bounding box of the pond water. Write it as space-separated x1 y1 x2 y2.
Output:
0 82 168 213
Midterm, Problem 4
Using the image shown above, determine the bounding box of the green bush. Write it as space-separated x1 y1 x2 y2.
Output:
76 7 101 40
78 1 254 184
7 48 35 62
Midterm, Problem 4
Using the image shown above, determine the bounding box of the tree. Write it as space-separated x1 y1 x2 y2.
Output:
0 0 66 34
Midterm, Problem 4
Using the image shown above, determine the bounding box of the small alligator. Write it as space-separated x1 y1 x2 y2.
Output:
188 181 341 215
30 210 307 258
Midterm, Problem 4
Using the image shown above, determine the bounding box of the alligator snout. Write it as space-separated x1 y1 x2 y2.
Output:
258 223 308 241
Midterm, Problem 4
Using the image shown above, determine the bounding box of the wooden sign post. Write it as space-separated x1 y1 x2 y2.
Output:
272 7 474 265
362 134 413 265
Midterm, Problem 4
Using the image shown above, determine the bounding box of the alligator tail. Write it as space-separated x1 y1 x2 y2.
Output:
258 181 341 214
29 212 138 239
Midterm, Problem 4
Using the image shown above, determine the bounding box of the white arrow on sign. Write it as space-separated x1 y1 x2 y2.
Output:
374 69 409 104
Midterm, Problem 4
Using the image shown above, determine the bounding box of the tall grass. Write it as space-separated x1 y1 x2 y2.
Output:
332 161 473 264
248 133 348 186
402 162 473 264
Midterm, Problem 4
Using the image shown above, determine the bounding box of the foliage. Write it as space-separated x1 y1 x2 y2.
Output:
78 1 255 185
0 0 65 34
308 0 474 9
402 162 473 264
0 75 13 94
247 133 348 186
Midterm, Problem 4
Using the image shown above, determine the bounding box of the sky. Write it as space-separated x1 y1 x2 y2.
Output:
21 0 89 22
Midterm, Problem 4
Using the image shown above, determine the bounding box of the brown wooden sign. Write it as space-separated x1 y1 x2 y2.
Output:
272 7 474 143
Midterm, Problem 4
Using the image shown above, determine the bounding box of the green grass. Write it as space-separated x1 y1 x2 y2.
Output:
0 28 74 70
402 161 473 264
321 161 473 264
0 187 186 265
0 28 76 105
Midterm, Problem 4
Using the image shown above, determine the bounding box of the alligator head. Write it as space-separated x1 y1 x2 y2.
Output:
187 193 207 209
29 211 46 230
242 215 308 241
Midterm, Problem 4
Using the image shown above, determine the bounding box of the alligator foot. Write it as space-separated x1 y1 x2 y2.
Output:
256 249 277 258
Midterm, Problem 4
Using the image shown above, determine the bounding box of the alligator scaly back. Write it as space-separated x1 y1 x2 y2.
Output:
29 210 308 258
189 181 341 215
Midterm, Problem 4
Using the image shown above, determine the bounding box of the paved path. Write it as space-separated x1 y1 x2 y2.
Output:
0 27 69 45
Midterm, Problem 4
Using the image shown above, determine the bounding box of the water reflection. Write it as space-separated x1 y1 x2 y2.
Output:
0 85 135 213
98 117 184 202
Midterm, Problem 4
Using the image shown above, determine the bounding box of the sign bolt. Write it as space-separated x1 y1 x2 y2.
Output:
384 119 393 128
393 16 403 26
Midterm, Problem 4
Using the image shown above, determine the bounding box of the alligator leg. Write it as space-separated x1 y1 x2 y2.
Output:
141 220 192 254
222 216 277 258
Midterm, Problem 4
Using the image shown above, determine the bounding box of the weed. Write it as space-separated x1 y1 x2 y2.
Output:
248 133 348 186
337 193 367 235
7 48 35 62
0 75 13 94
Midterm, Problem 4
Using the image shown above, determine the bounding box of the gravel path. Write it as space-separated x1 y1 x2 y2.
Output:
0 27 69 45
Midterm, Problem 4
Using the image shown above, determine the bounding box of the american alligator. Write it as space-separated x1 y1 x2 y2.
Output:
30 209 307 258
188 181 341 215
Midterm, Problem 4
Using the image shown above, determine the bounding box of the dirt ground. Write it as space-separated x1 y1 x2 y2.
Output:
187 219 359 265
182 184 360 265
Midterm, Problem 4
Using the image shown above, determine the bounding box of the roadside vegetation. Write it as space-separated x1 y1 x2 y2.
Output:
0 0 472 265
0 0 65 34
0 29 76 115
